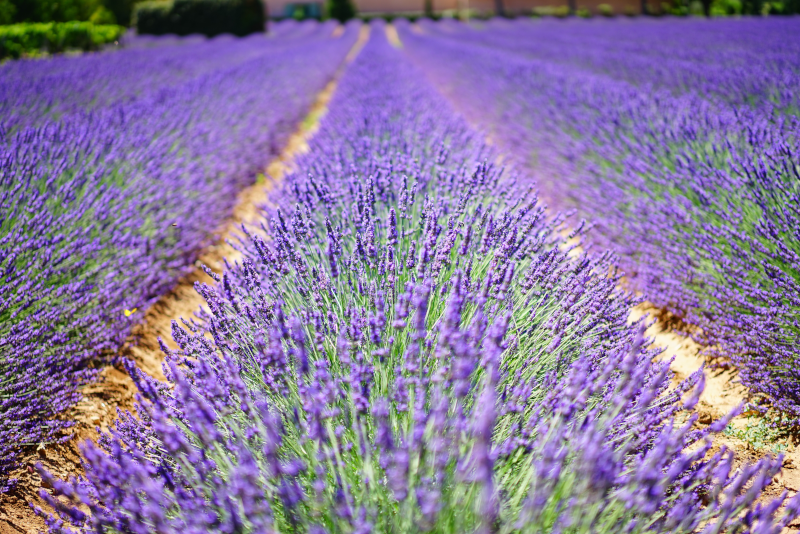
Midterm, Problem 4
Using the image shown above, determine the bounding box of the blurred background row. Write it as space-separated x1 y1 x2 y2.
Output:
2 0 798 39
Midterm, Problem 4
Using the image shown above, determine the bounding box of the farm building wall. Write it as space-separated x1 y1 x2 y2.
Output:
267 0 644 18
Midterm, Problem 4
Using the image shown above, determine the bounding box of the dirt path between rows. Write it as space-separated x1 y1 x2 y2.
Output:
0 24 369 534
388 21 800 529
631 304 800 526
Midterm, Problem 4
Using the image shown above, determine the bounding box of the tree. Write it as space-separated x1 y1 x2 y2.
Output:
0 0 16 23
326 0 355 22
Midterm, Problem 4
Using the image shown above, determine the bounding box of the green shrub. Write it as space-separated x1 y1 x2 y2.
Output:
662 0 690 13
283 2 321 19
102 0 135 25
89 5 117 22
0 0 16 24
598 3 614 14
688 0 704 13
0 21 123 59
325 0 355 21
710 0 741 13
133 0 172 33
134 0 264 36
763 0 783 12
532 5 570 16
0 0 142 25
11 0 105 24
554 5 570 16
577 6 593 15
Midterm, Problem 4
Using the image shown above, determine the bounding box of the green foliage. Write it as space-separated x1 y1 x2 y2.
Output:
760 0 800 12
89 5 117 22
0 0 16 24
666 0 800 14
0 0 267 27
134 0 265 36
531 5 571 16
0 21 124 59
598 3 615 15
102 0 135 26
1 0 142 26
782 0 800 13
710 0 741 14
724 412 793 454
687 0 704 14
577 6 593 16
10 0 106 23
325 0 355 22
662 1 689 15
284 2 319 20
133 0 170 32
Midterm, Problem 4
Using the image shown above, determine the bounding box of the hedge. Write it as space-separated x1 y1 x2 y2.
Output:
134 0 265 37
0 21 124 59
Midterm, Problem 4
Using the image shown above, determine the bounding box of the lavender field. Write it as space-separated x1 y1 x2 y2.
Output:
399 17 800 420
3 16 800 534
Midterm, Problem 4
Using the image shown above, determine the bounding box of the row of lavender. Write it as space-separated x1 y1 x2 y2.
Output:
399 18 800 420
0 21 359 493
2 20 338 128
39 26 799 533
428 18 800 111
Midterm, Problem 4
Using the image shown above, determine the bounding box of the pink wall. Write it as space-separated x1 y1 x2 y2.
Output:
265 0 645 18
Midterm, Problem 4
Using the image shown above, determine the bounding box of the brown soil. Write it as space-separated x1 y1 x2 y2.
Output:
0 24 369 534
629 304 747 417
630 304 800 530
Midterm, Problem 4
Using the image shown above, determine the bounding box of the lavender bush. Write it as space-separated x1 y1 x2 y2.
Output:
38 27 799 533
0 22 359 493
398 18 800 420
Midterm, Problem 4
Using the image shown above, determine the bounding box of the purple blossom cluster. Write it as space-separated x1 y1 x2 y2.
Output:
0 22 359 493
38 25 799 533
398 18 800 419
